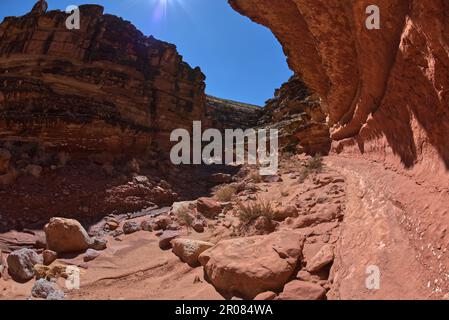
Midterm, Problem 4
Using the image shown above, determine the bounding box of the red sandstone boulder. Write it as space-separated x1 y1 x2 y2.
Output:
197 198 223 218
44 218 92 254
171 239 214 267
198 231 304 299
278 280 326 300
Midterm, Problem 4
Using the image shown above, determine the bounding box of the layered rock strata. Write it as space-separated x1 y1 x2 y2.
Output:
0 4 206 158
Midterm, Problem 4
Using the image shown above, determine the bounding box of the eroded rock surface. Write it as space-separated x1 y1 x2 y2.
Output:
0 4 206 156
229 0 449 183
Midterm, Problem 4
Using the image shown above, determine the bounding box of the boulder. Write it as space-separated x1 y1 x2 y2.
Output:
197 198 222 218
7 248 43 282
306 244 334 273
44 218 92 254
123 221 141 235
278 280 326 300
198 231 304 299
158 231 180 250
171 239 214 267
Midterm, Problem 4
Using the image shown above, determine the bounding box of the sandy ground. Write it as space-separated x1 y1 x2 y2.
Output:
1 155 446 300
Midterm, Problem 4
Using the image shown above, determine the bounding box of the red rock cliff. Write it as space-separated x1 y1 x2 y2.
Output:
0 4 206 157
229 0 449 185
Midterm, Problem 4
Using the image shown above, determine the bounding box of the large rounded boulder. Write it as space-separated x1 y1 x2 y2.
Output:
198 231 304 299
44 218 92 254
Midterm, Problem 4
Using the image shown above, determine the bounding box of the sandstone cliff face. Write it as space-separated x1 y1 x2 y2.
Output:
0 4 206 158
260 75 330 155
229 0 449 184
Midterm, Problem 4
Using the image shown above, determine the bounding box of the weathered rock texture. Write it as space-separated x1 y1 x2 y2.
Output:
229 0 449 184
0 4 206 157
260 75 330 155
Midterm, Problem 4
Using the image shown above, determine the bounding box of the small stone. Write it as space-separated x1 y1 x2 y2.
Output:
197 198 223 218
89 237 107 251
208 173 232 184
158 231 180 250
153 215 172 231
83 249 101 262
254 291 277 300
42 250 57 266
123 221 141 235
24 164 43 178
192 220 205 233
141 220 153 232
105 219 119 231
262 175 283 183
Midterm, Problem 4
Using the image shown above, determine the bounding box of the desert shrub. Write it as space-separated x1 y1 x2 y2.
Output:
215 185 237 202
237 199 275 226
248 171 262 183
306 154 323 171
299 154 324 183
176 205 193 232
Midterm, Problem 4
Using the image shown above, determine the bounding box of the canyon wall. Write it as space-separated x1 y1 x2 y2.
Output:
206 95 261 130
229 0 449 185
0 4 206 158
260 75 330 154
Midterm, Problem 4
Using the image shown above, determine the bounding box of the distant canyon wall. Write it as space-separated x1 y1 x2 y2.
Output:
0 4 206 158
230 0 449 185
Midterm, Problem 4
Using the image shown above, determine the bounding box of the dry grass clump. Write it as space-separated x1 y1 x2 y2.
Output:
237 199 275 225
215 185 238 202
248 171 262 183
176 205 194 232
298 154 324 183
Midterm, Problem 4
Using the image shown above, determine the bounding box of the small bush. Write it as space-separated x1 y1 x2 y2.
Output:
306 154 323 171
215 185 237 202
176 205 193 232
248 171 262 183
237 199 275 226
299 154 324 183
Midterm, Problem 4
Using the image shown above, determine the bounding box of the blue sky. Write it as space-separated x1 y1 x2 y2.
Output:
0 0 292 105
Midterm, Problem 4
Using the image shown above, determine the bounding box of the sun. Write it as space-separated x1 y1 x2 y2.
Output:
152 0 181 21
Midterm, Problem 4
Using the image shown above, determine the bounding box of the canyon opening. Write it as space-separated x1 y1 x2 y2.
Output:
0 0 448 312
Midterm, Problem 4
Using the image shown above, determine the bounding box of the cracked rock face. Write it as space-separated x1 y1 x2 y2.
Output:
0 4 206 157
229 0 449 178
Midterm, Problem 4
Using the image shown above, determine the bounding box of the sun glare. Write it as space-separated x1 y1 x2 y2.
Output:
152 0 177 21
